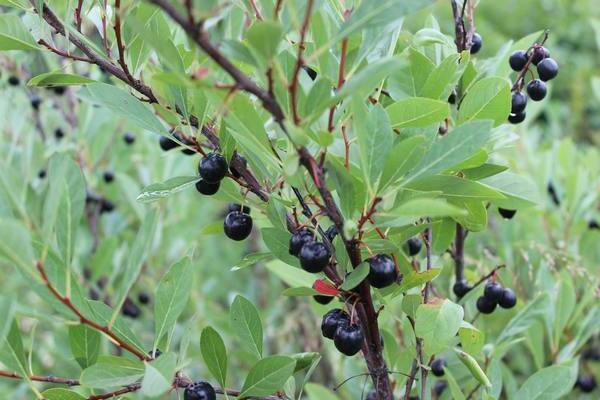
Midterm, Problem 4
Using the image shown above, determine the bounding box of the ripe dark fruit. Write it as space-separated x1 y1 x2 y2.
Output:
289 228 314 256
367 254 398 289
527 79 547 101
123 132 135 144
227 203 251 214
476 296 497 314
508 111 526 124
448 91 457 104
7 76 19 86
31 96 42 110
434 380 447 395
453 279 471 299
325 225 338 242
321 309 349 339
121 298 141 318
223 211 253 241
498 208 517 219
195 180 220 195
406 237 422 256
509 50 528 71
138 292 150 305
511 92 527 114
299 241 331 273
159 135 179 151
313 295 334 305
484 282 504 302
366 390 377 400
103 171 114 183
54 128 65 139
431 358 446 377
576 375 597 393
588 220 600 230
53 86 66 95
184 381 216 400
537 58 559 81
198 153 228 183
498 288 517 309
470 33 482 54
334 324 364 356
100 199 115 214
531 46 549 65
38 169 46 179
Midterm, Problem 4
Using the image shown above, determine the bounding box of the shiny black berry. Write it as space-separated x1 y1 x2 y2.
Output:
223 211 253 241
589 220 600 230
498 288 517 309
470 33 482 54
159 135 179 151
184 381 216 400
484 282 504 302
321 309 349 339
508 111 526 124
148 348 162 358
38 169 46 179
527 79 547 101
313 295 334 305
121 298 141 318
509 50 528 71
99 199 115 214
124 132 135 145
138 292 150 305
227 203 251 214
406 237 422 256
198 153 228 183
498 208 517 219
476 296 497 314
103 171 114 183
53 86 66 95
531 46 549 65
54 128 65 139
511 92 527 114
299 241 331 273
334 324 364 356
537 58 558 82
431 358 446 377
289 228 315 256
453 279 471 299
576 375 597 393
7 76 19 86
195 180 220 195
367 254 398 289
31 96 42 110
325 225 338 242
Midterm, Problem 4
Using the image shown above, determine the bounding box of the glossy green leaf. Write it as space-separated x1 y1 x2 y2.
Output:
514 359 578 400
386 97 450 128
28 73 96 87
340 262 370 291
137 176 199 203
200 327 228 388
239 355 296 398
0 14 38 50
230 295 263 361
458 77 511 126
69 325 100 369
80 356 144 388
415 299 464 357
141 352 177 397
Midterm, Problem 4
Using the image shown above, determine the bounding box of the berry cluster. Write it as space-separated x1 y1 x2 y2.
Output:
184 380 216 400
321 309 364 356
508 43 559 124
476 281 516 314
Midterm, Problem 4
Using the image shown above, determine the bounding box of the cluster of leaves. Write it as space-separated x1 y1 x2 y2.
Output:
0 0 598 400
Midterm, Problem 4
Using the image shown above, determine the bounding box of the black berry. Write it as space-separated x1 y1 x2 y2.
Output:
576 375 597 393
159 135 179 151
227 203 251 214
53 86 66 95
334 324 364 356
38 169 46 179
302 65 318 81
498 288 517 309
406 237 422 256
453 279 471 299
195 180 220 195
537 58 558 81
321 309 349 339
526 79 547 101
124 132 135 144
511 92 527 114
313 295 334 305
547 182 560 206
588 220 600 230
366 390 377 400
484 282 504 302
7 76 19 86
509 50 528 71
121 298 141 318
138 292 150 305
31 96 42 110
223 211 253 241
289 228 315 256
325 225 338 242
434 380 447 395
508 111 526 124
367 254 398 289
299 241 331 273
54 128 65 139
198 153 228 183
99 199 115 214
470 33 482 54
431 358 446 377
448 91 457 104
229 154 247 178
184 381 216 400
531 46 549 65
498 208 517 219
103 171 114 183
148 348 162 358
476 296 497 314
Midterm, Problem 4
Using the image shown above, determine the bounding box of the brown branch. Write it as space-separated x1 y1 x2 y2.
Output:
423 226 432 304
274 0 284 18
74 0 84 32
0 370 79 386
249 0 264 20
38 39 93 62
36 261 151 362
453 223 466 281
289 0 314 124
113 0 134 82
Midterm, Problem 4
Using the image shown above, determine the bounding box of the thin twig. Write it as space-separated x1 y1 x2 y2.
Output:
289 0 315 124
113 0 135 82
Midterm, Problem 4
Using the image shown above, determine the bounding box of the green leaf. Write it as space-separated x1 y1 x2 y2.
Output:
397 269 441 292
421 52 470 100
335 57 405 102
230 295 263 361
281 287 319 297
137 176 199 203
0 219 37 280
42 388 86 400
455 349 491 387
246 21 283 62
239 356 296 398
401 295 422 319
27 72 96 87
386 97 450 129
305 383 340 400
80 356 144 388
444 368 466 400
69 325 100 369
141 352 177 397
388 47 435 98
458 321 485 355
403 120 493 184
415 299 464 357
261 228 299 267
154 258 193 346
231 252 273 271
0 14 38 50
458 77 511 126
77 83 168 135
406 175 505 200
264 260 314 288
482 172 540 208
380 135 428 189
385 198 467 221
496 293 550 347
0 320 28 377
200 327 228 388
514 359 578 400
340 262 370 291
